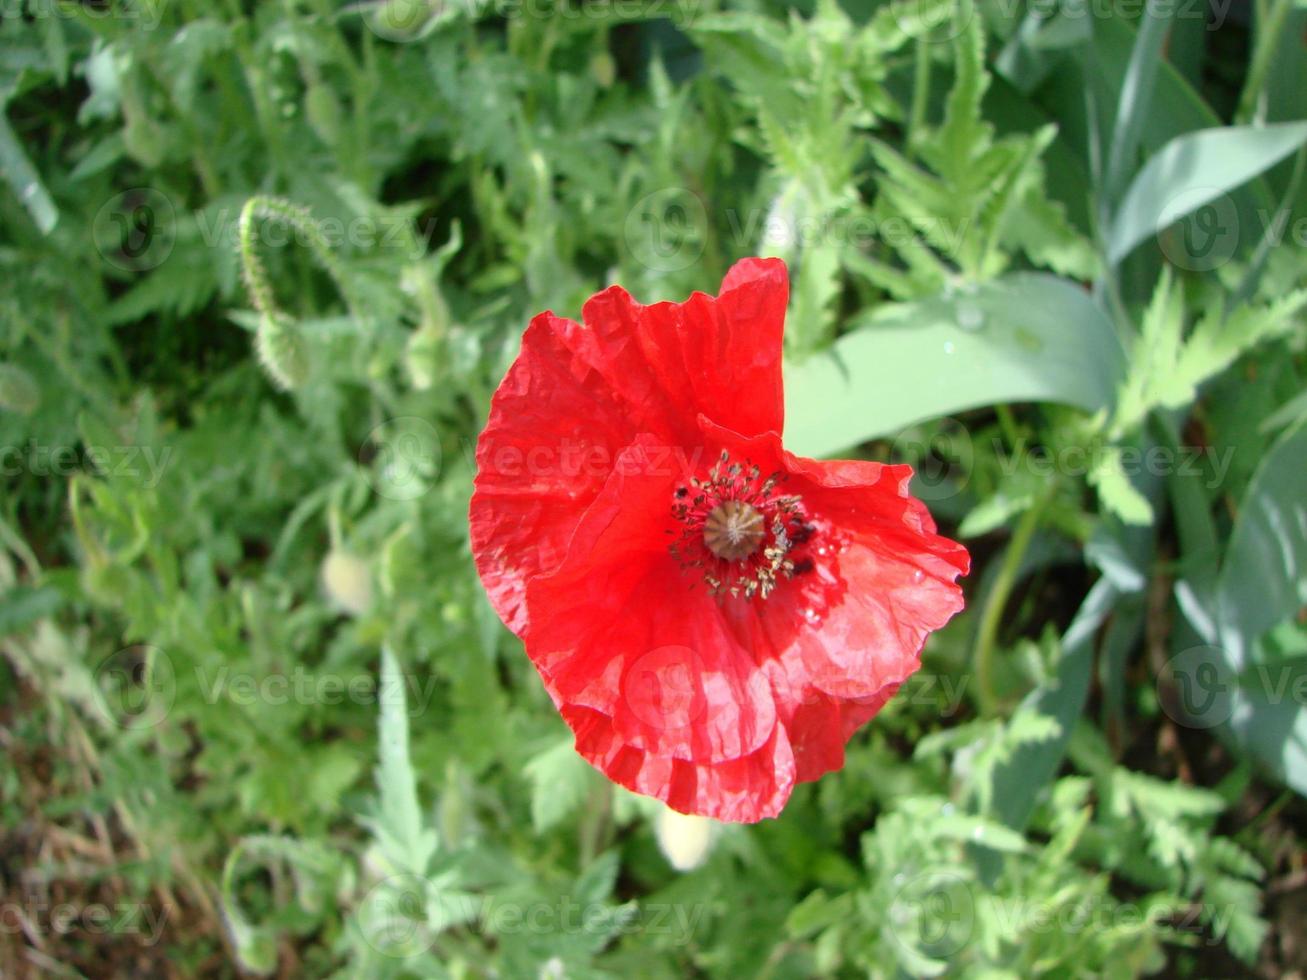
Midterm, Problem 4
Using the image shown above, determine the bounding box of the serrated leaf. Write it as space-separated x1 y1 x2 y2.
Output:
372 646 438 875
1089 446 1155 526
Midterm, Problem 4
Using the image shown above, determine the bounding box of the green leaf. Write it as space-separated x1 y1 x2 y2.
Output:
785 889 854 939
371 646 438 876
1175 423 1307 798
0 110 57 234
988 578 1122 833
1089 446 1154 526
1103 0 1175 206
1108 121 1307 264
1217 423 1307 666
1112 277 1306 438
523 735 596 834
0 585 63 637
784 274 1125 457
0 362 40 414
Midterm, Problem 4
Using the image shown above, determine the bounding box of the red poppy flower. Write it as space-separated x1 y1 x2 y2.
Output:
469 258 969 823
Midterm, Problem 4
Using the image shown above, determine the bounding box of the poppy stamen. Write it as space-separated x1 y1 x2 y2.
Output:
670 451 809 600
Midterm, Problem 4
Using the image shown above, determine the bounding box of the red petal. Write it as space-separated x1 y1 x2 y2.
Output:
761 637 906 782
578 257 787 442
563 704 797 823
524 441 777 765
469 312 648 634
688 420 966 771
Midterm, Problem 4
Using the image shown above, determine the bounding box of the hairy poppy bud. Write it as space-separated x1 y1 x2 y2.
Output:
255 314 309 391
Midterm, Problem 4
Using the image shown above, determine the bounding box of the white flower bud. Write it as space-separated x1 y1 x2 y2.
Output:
321 550 373 616
654 804 716 872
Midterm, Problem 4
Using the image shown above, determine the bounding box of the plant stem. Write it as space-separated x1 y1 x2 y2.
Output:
909 38 932 152
1236 0 1293 125
973 489 1051 715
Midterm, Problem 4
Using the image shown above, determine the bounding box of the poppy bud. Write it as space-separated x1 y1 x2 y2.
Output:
305 83 342 146
654 805 716 872
403 323 443 391
372 0 429 39
123 114 166 168
590 51 616 88
321 549 373 616
0 363 40 415
255 314 309 391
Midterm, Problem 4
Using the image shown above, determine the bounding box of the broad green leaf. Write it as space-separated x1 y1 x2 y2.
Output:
784 274 1125 458
1103 0 1175 206
1217 422 1307 667
1108 121 1307 264
1170 424 1307 798
0 111 57 234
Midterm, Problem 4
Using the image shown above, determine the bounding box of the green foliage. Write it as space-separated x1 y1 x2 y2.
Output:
2 0 1304 976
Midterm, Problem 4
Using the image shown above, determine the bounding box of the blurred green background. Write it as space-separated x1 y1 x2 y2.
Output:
2 0 1307 976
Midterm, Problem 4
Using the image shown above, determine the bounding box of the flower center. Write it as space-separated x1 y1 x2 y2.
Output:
670 451 814 600
703 500 764 560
